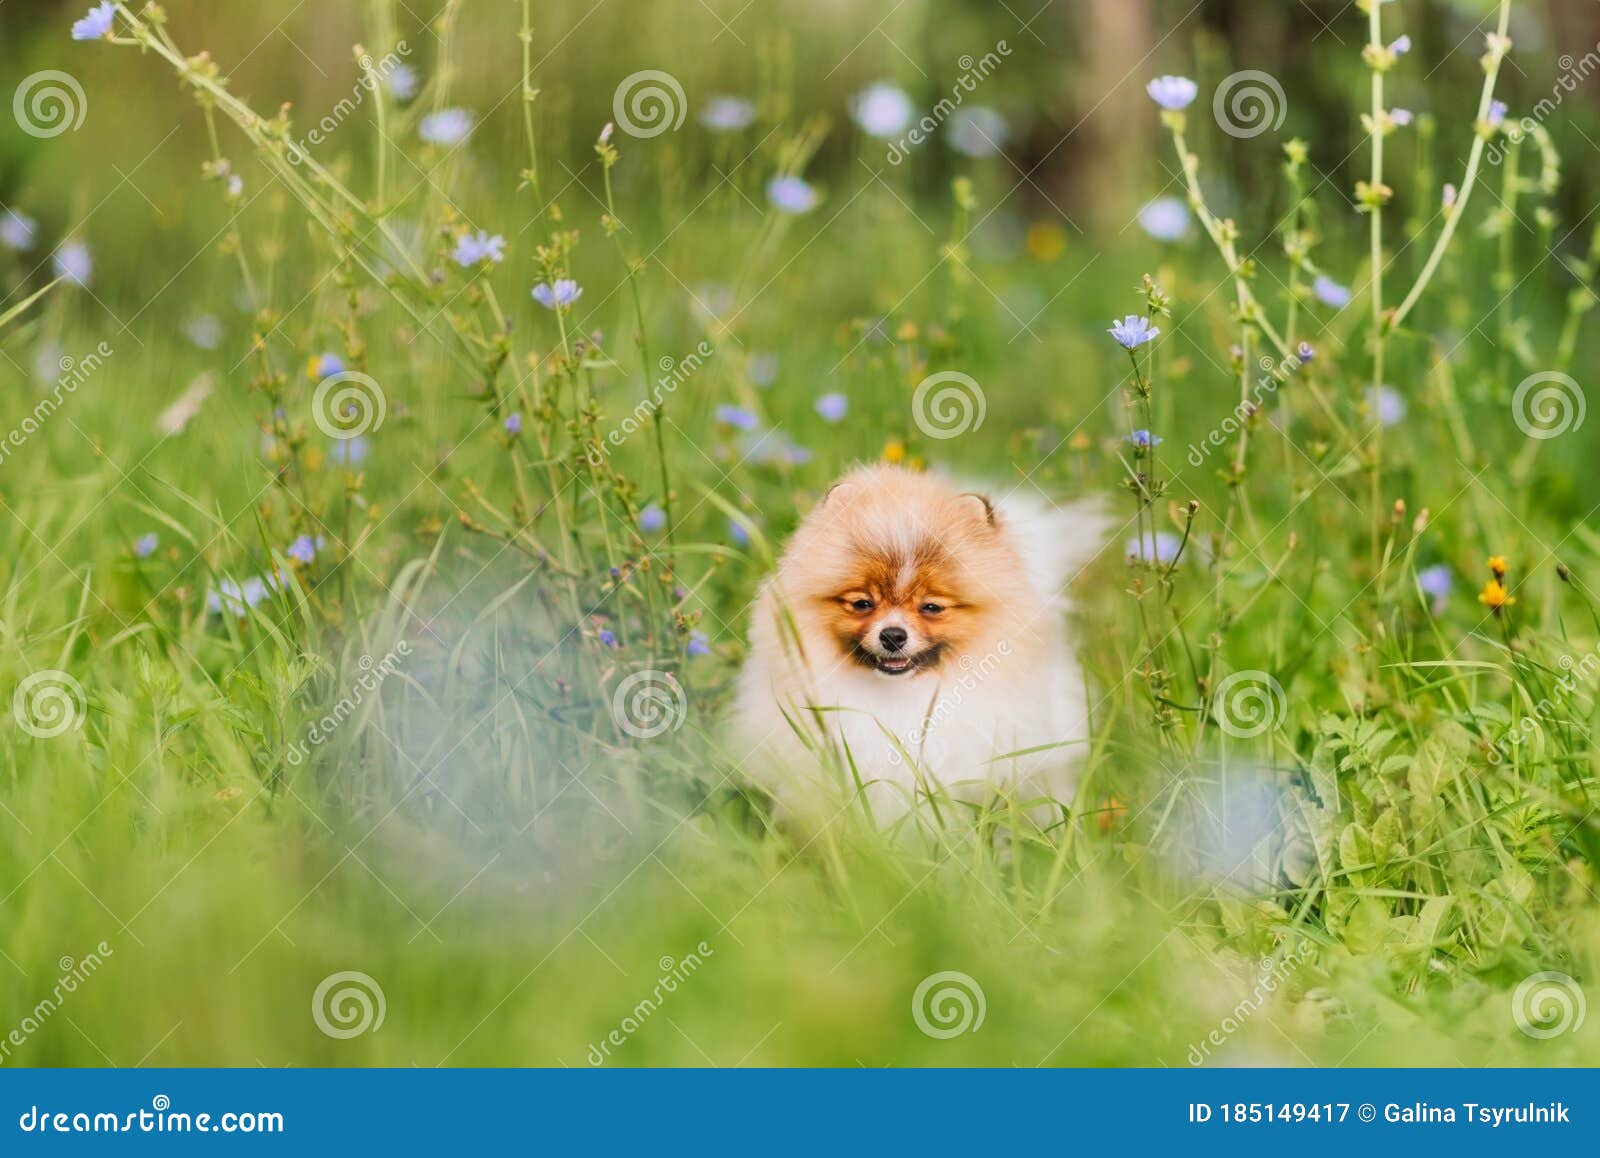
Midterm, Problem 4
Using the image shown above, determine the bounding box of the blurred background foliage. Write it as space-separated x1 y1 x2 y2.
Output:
2 0 1600 1067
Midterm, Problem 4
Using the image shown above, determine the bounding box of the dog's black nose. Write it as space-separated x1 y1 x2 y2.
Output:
879 626 908 652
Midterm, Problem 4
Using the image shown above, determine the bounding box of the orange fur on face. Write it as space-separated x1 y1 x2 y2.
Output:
771 465 1043 680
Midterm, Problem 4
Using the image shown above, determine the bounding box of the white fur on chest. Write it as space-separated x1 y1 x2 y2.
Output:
736 637 1089 817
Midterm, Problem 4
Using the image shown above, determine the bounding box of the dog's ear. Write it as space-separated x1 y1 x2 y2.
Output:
820 479 858 508
958 492 997 527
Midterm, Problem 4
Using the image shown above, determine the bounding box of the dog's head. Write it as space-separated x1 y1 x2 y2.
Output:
774 466 1032 679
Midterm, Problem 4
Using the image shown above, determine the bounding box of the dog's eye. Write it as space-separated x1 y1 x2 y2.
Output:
920 603 944 615
849 598 874 612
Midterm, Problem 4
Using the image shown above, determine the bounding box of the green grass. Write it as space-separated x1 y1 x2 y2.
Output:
2 0 1600 1067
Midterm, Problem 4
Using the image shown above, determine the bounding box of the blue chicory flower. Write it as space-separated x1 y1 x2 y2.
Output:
71 2 115 40
1127 531 1183 565
714 404 760 431
781 439 813 466
206 574 279 617
287 535 317 565
1146 75 1198 111
185 315 222 349
767 176 818 214
1 210 37 251
387 64 419 102
453 231 505 267
1138 197 1191 242
850 83 914 139
638 504 667 533
503 413 523 436
700 96 756 132
134 533 159 559
1417 564 1453 603
1127 429 1162 448
687 631 711 657
1365 385 1406 426
1109 315 1160 349
330 436 370 466
1313 275 1351 308
310 352 345 380
815 393 848 422
53 241 92 286
419 108 473 145
531 279 582 310
1139 195 1190 241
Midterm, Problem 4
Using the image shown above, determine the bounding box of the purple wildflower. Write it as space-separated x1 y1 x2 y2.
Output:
1109 315 1160 349
453 231 505 267
714 404 760 431
1146 76 1198 111
531 279 582 310
815 392 848 422
71 2 115 40
1313 275 1351 309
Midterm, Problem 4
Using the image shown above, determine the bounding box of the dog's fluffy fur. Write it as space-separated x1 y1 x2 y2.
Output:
732 464 1110 819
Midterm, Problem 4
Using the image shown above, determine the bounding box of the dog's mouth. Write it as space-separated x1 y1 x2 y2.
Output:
854 643 944 677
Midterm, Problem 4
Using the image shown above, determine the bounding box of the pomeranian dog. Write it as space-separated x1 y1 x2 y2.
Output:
732 464 1110 821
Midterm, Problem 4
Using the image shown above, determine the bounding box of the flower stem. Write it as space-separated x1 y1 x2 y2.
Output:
1169 128 1291 362
1367 0 1386 580
1389 0 1513 330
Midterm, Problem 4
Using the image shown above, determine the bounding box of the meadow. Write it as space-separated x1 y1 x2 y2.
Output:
1 0 1599 1066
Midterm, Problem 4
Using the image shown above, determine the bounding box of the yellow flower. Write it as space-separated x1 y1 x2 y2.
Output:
1478 579 1516 610
1488 555 1508 579
882 438 906 464
1026 222 1067 263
